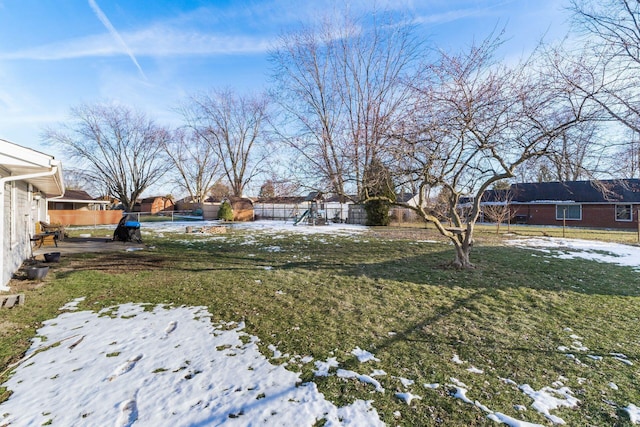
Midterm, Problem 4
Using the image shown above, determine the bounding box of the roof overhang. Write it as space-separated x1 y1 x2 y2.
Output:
51 198 109 204
0 139 65 196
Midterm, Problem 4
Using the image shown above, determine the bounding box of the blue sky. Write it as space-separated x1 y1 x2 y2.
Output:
0 0 571 162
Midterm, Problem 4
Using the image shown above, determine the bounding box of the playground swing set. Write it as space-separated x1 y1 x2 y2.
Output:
292 192 327 226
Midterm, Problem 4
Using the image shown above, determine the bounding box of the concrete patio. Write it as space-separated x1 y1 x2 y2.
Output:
32 236 145 257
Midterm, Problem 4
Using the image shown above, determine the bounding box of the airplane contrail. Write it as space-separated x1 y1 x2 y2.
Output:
88 0 147 80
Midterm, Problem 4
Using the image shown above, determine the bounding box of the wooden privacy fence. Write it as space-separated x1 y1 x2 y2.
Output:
49 210 123 226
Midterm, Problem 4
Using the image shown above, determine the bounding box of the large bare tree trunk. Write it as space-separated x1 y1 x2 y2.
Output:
452 241 473 269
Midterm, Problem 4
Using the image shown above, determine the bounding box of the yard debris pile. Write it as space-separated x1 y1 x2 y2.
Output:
185 225 227 234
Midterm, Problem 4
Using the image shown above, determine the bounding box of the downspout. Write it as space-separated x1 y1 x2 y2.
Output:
44 191 67 222
0 166 63 289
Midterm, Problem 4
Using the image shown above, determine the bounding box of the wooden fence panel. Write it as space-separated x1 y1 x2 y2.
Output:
49 210 123 226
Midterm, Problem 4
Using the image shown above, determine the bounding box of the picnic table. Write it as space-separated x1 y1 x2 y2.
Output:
31 221 66 248
31 231 59 248
39 221 66 240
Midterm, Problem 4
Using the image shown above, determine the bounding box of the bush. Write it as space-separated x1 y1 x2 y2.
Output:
362 157 395 226
218 201 234 221
364 199 391 226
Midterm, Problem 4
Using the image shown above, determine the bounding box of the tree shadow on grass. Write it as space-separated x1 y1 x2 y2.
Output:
315 285 559 365
302 270 636 414
52 250 269 278
327 244 640 297
50 240 640 299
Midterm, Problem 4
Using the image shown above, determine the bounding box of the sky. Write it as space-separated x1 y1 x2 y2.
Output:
0 0 572 168
1 220 639 426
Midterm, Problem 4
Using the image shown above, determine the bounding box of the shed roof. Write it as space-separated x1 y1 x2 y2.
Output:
141 196 173 203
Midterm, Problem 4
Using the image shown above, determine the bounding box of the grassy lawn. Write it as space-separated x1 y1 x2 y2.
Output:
1 223 639 425
390 220 640 245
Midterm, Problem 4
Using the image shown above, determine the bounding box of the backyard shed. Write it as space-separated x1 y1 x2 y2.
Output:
229 197 255 222
136 196 175 215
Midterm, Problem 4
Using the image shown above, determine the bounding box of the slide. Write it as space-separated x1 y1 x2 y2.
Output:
293 210 309 226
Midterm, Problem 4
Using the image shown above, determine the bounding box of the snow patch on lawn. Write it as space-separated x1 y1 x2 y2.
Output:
505 237 640 271
150 220 368 237
518 384 580 425
0 304 383 426
351 347 380 363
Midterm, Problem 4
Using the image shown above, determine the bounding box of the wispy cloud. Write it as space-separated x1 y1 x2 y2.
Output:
414 7 491 26
0 27 273 61
129 26 274 56
0 1 412 63
88 0 146 80
412 0 517 26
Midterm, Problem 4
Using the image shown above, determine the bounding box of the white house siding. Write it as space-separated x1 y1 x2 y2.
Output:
2 180 32 288
0 139 64 290
2 182 13 287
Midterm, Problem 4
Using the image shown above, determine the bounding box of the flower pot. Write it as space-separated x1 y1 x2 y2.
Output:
44 252 61 263
27 266 49 280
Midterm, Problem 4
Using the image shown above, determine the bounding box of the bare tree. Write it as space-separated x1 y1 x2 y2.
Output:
258 180 276 199
519 120 606 182
258 177 300 199
45 103 169 211
387 35 594 268
208 180 231 201
62 168 101 195
161 127 221 205
616 129 640 178
481 189 515 234
270 19 351 196
270 9 421 199
569 0 640 133
184 89 270 197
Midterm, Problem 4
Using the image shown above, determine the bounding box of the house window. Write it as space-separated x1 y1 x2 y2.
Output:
556 204 581 220
615 204 632 222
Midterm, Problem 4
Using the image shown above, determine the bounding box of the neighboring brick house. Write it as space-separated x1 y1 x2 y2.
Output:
136 196 175 214
482 179 640 229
